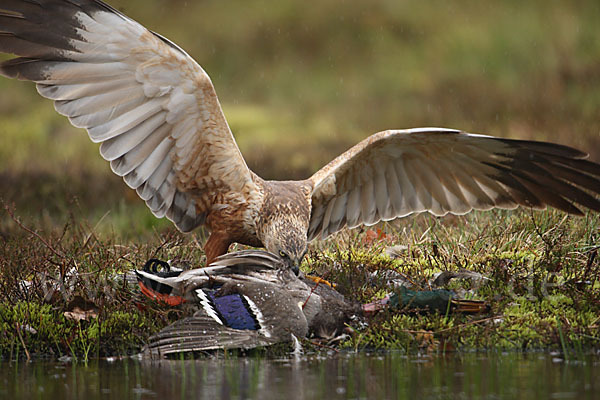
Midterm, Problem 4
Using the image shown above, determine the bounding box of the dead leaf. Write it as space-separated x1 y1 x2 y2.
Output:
63 296 99 321
64 307 98 321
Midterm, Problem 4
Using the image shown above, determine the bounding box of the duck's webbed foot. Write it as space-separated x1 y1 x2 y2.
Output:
305 275 335 288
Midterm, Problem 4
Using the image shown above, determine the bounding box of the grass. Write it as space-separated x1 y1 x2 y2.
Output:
0 205 598 360
0 0 599 359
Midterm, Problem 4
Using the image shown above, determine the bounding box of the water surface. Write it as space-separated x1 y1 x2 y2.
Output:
2 352 598 399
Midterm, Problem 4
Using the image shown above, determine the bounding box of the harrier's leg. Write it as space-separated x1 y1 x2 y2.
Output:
204 232 232 266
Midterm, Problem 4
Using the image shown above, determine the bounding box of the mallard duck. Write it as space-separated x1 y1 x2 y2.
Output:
136 251 359 357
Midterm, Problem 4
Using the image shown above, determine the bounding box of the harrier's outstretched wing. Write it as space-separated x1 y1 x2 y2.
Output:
0 0 257 232
308 128 600 240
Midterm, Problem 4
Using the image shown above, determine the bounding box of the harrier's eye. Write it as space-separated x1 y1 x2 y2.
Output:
279 250 287 258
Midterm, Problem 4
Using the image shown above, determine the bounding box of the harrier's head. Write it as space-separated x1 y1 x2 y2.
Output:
258 181 312 275
265 223 308 275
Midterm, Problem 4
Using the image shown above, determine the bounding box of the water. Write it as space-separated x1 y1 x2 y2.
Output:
1 352 598 399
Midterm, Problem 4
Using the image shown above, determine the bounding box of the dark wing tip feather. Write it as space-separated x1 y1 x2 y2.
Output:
0 0 88 77
487 139 600 215
500 137 590 159
0 0 131 63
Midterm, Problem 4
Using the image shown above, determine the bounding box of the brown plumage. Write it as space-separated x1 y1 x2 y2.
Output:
1 0 600 270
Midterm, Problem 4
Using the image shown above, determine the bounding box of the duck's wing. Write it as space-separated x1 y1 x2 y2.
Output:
0 0 258 232
143 280 309 357
308 128 600 240
143 316 277 357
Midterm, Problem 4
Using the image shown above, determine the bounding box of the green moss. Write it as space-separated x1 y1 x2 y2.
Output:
0 302 165 361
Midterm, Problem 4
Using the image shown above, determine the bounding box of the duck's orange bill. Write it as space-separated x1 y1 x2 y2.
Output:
138 281 186 306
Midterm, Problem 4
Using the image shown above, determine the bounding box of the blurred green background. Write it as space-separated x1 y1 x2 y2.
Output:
1 0 599 238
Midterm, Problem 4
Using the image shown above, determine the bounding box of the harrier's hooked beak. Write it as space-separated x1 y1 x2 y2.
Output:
277 250 303 276
283 257 300 276
290 260 300 276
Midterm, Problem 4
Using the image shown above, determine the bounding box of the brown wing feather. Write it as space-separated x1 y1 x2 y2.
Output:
307 128 600 240
0 0 258 232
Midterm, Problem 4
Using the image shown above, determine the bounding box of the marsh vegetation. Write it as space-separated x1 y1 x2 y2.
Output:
0 0 599 361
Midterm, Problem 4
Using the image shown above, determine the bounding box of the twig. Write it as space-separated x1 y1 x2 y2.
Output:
302 277 327 309
303 337 340 353
3 202 67 260
82 209 111 249
581 245 598 286
150 232 174 259
15 323 31 362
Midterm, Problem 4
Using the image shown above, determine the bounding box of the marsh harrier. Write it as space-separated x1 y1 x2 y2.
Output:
1 0 599 272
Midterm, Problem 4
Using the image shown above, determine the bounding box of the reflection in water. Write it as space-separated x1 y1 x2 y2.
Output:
1 352 599 399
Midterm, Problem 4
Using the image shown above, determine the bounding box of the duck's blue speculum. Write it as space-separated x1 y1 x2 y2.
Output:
198 288 261 331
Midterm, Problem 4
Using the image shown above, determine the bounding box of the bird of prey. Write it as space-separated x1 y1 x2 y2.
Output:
1 0 599 272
